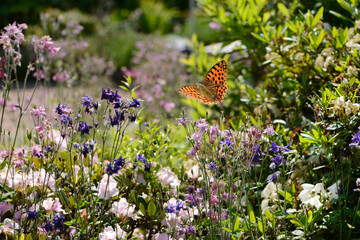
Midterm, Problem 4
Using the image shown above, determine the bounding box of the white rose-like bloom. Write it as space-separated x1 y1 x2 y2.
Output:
186 164 201 179
157 167 180 195
111 198 137 220
99 225 127 240
97 174 119 200
327 180 341 200
261 182 277 199
0 218 21 235
303 195 323 210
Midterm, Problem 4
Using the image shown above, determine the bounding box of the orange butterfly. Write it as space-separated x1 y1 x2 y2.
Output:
179 60 228 104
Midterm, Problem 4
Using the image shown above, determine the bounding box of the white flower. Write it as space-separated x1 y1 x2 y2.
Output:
111 198 136 220
261 182 277 199
327 180 341 200
96 174 119 200
157 167 180 195
303 195 323 210
99 225 127 240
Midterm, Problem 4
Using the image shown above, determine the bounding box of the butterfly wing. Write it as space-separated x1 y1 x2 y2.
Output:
179 85 218 104
202 60 228 102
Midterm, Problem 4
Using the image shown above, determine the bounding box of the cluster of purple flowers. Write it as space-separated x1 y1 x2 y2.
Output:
349 128 360 148
26 211 64 232
137 154 151 172
106 156 126 175
165 200 184 215
185 186 203 206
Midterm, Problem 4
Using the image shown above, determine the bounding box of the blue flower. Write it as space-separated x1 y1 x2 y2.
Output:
113 100 125 109
82 95 93 107
268 173 278 183
53 212 64 230
144 162 151 172
251 144 263 164
129 97 142 108
178 117 190 127
82 143 90 158
128 113 137 122
271 153 283 165
101 88 121 103
280 144 291 153
137 154 147 163
350 131 360 147
220 137 234 150
114 156 126 170
78 121 92 135
55 103 70 115
166 204 176 213
269 142 279 153
44 221 53 232
59 114 72 126
175 201 185 211
27 210 39 221
207 161 218 173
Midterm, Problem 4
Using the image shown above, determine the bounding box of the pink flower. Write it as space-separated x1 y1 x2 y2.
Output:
209 22 221 30
9 102 17 112
196 118 208 133
111 198 137 220
210 124 220 137
248 126 262 140
33 69 45 80
210 194 219 206
96 174 119 200
33 35 60 56
99 225 127 240
31 106 46 118
159 100 175 113
187 148 196 156
263 125 277 136
190 131 202 143
0 67 6 79
52 72 70 82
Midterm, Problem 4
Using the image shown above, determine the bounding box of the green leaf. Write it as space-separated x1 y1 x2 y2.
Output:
337 0 354 13
25 234 33 240
139 203 146 215
148 202 156 216
251 33 269 43
329 10 353 22
290 219 304 228
258 220 264 233
265 210 273 221
306 210 313 226
316 30 325 48
278 3 290 18
248 202 256 223
312 7 324 27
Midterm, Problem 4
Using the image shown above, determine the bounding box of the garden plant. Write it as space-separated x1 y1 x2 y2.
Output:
0 0 360 239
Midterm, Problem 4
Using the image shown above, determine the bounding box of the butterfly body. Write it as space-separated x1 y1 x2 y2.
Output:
179 60 228 104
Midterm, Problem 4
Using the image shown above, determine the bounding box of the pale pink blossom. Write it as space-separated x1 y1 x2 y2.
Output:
99 225 126 240
111 198 137 220
96 174 119 200
157 167 180 195
31 106 46 118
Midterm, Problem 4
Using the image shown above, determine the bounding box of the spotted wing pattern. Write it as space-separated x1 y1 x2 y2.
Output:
179 60 228 104
179 85 218 104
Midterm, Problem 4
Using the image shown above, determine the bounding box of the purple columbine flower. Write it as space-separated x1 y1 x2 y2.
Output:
55 103 70 115
207 161 218 173
178 117 190 127
128 113 137 122
82 95 93 108
350 132 360 148
44 221 53 232
138 154 147 163
268 173 278 183
59 114 72 126
190 130 202 143
271 153 283 165
129 97 142 108
185 193 203 206
220 137 234 150
210 124 220 137
144 162 151 172
186 225 196 235
53 212 64 230
263 125 277 136
269 142 279 153
269 162 276 170
250 144 263 164
82 143 90 158
196 118 208 133
113 100 125 109
78 121 92 135
280 144 291 153
101 88 121 103
27 210 39 221
114 156 126 170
